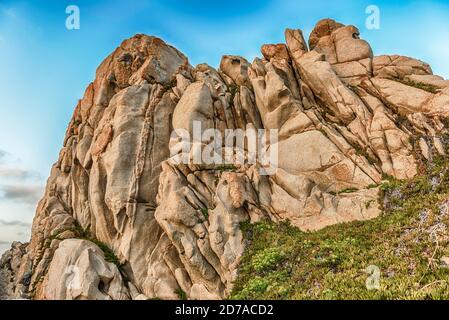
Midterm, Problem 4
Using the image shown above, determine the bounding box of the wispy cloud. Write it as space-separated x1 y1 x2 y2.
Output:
0 218 31 228
0 149 43 206
0 240 10 245
0 149 18 166
0 149 41 181
0 149 8 164
0 185 43 205
0 168 41 181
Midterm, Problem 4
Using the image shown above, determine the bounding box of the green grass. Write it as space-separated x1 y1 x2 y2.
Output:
175 288 187 300
354 145 380 166
200 208 210 220
89 239 121 267
229 84 238 103
252 248 286 272
230 156 449 300
329 187 359 196
340 187 360 194
69 222 121 267
396 78 439 94
217 164 237 172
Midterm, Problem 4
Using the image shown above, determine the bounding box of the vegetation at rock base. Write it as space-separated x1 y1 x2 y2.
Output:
231 155 449 300
5 17 449 300
69 223 121 267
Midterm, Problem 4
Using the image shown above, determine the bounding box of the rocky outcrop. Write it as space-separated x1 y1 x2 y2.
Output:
0 241 30 298
41 239 129 300
2 19 449 300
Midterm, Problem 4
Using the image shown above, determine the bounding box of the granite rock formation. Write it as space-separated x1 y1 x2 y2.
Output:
2 18 449 300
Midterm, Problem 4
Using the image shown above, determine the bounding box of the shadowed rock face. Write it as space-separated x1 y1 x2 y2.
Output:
2 18 449 300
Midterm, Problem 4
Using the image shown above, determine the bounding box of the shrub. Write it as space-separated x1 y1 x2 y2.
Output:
252 248 285 272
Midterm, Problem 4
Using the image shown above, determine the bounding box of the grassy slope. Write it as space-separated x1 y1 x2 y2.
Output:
231 156 449 300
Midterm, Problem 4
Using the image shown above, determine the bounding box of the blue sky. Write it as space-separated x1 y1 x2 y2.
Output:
1 0 449 253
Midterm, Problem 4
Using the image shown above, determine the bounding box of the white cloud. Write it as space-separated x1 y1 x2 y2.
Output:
0 150 6 163
0 168 41 181
0 184 43 205
0 242 11 255
0 149 44 205
0 219 30 228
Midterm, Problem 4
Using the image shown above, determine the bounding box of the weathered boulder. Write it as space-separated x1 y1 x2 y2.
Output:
219 55 252 87
0 241 31 299
309 18 344 50
373 55 432 79
39 239 129 300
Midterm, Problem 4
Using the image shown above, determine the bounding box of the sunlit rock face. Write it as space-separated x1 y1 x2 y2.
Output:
2 19 449 300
